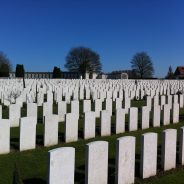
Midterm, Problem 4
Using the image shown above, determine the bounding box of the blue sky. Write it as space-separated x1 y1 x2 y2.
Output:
0 0 184 77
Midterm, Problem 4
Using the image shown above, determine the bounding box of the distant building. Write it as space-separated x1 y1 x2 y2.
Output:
97 71 128 79
174 66 184 79
9 70 129 79
9 72 53 79
9 71 98 79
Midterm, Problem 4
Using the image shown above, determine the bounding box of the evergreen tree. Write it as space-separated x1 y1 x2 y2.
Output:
53 66 61 78
15 64 25 78
166 66 175 79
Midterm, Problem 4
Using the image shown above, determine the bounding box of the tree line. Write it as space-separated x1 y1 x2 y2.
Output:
0 47 176 79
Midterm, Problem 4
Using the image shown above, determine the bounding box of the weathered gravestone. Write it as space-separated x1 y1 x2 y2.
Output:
19 117 37 151
0 119 10 154
115 136 135 184
85 141 108 184
48 147 75 184
44 115 59 146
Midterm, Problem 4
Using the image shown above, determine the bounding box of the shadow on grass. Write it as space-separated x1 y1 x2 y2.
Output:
10 138 19 150
108 158 115 183
58 132 65 142
75 165 85 184
36 135 44 146
24 178 46 184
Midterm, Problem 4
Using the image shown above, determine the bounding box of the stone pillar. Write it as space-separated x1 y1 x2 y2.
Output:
85 72 89 79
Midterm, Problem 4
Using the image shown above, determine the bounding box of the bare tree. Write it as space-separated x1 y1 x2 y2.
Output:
0 51 12 77
65 47 102 77
131 52 154 79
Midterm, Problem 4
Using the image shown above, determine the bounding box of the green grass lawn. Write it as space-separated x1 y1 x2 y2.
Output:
1 99 184 184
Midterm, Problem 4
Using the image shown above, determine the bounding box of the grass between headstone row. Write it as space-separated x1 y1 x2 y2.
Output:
0 122 184 184
0 99 184 183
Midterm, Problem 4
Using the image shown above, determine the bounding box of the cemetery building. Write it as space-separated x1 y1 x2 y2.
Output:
9 72 95 79
97 72 128 79
9 71 128 79
174 66 184 79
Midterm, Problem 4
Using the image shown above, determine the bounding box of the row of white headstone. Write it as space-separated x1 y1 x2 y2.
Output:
0 93 181 126
1 79 184 106
0 101 180 154
48 128 184 184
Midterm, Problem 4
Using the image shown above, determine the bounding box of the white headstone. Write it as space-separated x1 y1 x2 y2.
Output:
115 136 135 184
48 147 75 184
141 106 150 129
19 117 37 151
106 99 112 116
85 141 108 184
179 127 184 165
152 105 160 127
162 104 170 125
9 104 21 127
172 103 179 123
58 101 67 122
161 129 177 171
95 99 102 118
84 111 96 139
27 103 37 120
128 107 138 131
83 100 91 113
43 102 53 117
44 115 59 146
115 109 125 134
100 110 111 136
65 113 78 143
0 119 10 154
71 100 79 119
140 133 157 178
